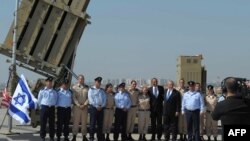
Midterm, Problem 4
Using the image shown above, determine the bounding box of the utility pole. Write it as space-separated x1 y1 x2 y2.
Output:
7 0 20 133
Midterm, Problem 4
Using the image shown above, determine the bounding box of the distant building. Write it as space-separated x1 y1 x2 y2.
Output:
176 55 207 92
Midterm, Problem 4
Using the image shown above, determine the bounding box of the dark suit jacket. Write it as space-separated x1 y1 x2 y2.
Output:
148 85 164 114
163 89 181 116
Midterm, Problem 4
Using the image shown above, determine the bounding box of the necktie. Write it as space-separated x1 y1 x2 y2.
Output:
167 91 171 100
154 87 158 97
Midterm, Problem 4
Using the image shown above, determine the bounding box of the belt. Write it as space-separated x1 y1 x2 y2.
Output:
206 110 212 113
185 109 199 112
58 106 71 108
105 108 113 110
138 109 150 111
42 105 55 108
131 105 137 108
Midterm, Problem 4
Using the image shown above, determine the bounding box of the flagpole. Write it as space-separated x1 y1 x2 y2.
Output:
7 0 19 133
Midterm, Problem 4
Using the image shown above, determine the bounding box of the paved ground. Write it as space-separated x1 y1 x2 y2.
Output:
0 109 222 141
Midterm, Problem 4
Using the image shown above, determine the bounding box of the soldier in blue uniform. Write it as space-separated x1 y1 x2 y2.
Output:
56 79 72 141
38 76 58 141
181 81 205 141
113 82 131 141
88 77 107 141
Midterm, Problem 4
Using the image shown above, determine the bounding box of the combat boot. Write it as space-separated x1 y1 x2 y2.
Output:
71 135 76 141
138 134 143 140
142 134 147 141
207 136 211 141
105 133 110 141
128 133 135 141
82 135 88 141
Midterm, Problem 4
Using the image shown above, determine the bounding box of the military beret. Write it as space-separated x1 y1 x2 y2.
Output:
94 77 102 82
207 85 214 90
188 81 195 86
45 76 53 82
119 82 126 88
62 79 69 84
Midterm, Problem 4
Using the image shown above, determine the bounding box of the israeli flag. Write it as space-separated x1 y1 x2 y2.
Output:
8 74 38 124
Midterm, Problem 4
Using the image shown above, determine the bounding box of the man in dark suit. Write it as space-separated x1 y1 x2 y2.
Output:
148 78 164 141
212 77 250 141
163 80 181 141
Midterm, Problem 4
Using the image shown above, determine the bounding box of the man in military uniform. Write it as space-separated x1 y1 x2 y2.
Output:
138 86 150 141
182 81 205 141
71 75 89 141
103 83 115 141
56 79 72 141
195 82 205 141
88 77 106 141
205 85 218 141
38 76 58 141
176 78 188 141
113 82 131 141
126 80 140 140
212 77 250 141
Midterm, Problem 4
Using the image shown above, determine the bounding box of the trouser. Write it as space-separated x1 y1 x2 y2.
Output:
178 113 187 134
200 113 205 135
126 107 137 133
205 112 218 137
89 106 104 141
103 108 114 133
114 108 128 141
56 107 71 138
151 111 163 139
163 114 178 140
40 105 55 139
72 106 88 136
138 110 150 134
185 109 201 141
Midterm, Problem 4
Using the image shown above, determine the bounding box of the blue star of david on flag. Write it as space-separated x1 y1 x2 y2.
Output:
8 74 38 124
13 93 26 106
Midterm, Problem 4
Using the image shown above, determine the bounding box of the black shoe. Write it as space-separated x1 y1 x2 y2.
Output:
214 137 217 141
64 137 69 141
183 134 187 141
57 137 61 141
157 135 162 140
128 134 135 141
41 138 45 141
139 134 143 140
50 138 55 141
151 134 155 141
105 133 110 141
200 136 205 141
83 135 88 141
71 135 76 141
143 134 147 141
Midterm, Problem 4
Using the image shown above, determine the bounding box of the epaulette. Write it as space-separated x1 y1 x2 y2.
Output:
69 89 73 94
40 87 46 91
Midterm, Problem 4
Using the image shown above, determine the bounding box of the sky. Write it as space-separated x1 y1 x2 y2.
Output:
0 0 250 83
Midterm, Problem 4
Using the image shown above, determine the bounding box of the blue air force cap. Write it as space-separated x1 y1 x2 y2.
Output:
95 77 102 82
45 76 53 82
188 81 195 86
207 85 214 90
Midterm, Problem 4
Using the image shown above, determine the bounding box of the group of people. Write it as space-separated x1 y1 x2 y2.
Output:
37 75 250 141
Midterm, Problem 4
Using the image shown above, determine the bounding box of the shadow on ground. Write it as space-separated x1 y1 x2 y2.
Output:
5 133 40 141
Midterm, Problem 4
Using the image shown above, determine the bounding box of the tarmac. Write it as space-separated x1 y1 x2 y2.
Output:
0 109 222 141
